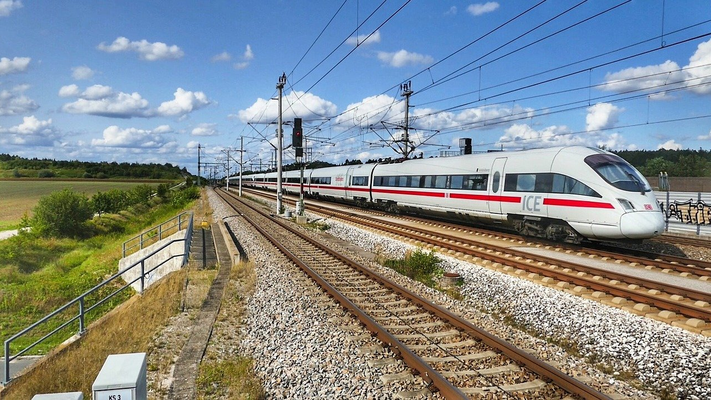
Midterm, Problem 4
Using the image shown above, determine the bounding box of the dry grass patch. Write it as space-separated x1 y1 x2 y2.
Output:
1 269 186 399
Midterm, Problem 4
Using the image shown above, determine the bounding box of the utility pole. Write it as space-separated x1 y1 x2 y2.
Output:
401 81 413 159
197 143 201 186
276 73 286 215
239 136 244 196
222 149 231 191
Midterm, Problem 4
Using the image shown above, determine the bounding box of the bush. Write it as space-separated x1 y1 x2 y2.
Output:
382 248 443 287
38 169 55 178
31 189 93 238
91 189 130 215
83 172 93 179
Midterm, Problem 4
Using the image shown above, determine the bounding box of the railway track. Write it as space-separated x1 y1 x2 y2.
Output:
239 188 711 333
216 188 611 399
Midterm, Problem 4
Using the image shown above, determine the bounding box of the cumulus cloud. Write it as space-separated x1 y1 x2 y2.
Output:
497 124 586 149
97 37 184 61
658 139 682 150
155 88 212 118
467 2 499 16
92 124 173 147
0 56 30 75
586 102 623 132
377 50 434 68
0 115 58 146
191 123 218 136
238 91 337 123
346 30 381 46
61 85 211 119
0 85 38 115
211 51 231 62
71 65 95 80
601 38 711 97
62 86 150 118
0 0 22 17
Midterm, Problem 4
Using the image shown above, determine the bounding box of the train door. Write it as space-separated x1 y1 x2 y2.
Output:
487 157 508 216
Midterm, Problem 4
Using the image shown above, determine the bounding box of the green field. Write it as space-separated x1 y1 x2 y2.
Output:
0 180 154 230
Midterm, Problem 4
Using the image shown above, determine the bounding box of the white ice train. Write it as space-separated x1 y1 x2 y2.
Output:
235 146 665 243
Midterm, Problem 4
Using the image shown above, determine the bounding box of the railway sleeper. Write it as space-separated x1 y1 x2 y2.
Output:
460 379 547 395
395 329 461 340
422 350 497 363
408 339 479 350
441 364 521 378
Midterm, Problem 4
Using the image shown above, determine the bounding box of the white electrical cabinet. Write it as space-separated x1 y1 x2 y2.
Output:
31 393 83 400
92 353 147 400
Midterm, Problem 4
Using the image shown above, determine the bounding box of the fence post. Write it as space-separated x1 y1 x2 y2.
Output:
79 297 86 334
665 191 670 232
123 241 126 258
698 192 702 236
159 223 163 241
140 260 145 294
4 339 10 384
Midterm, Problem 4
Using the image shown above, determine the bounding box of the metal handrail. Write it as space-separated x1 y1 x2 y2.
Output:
3 213 193 384
122 211 191 257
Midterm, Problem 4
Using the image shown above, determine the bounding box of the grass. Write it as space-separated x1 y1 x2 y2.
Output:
0 268 187 399
0 198 194 357
0 180 154 229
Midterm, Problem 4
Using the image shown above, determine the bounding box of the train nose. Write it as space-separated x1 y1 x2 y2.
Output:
620 211 666 239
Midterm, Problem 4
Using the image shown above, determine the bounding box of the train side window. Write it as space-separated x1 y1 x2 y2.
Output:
435 175 447 189
534 173 553 192
409 176 421 188
423 176 434 188
504 174 518 191
450 175 464 189
351 176 368 186
373 176 382 186
472 174 488 190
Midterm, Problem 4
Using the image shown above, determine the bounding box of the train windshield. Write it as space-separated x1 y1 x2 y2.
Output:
585 154 651 193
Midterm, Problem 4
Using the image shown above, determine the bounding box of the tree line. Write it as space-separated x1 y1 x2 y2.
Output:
0 154 189 180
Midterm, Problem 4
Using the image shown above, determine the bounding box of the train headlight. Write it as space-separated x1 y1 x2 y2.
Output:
617 198 635 211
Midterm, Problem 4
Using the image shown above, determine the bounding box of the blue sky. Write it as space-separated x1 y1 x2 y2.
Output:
1 1 711 175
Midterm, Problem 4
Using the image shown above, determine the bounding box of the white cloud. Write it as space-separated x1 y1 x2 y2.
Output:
497 124 587 149
92 125 172 147
0 85 38 115
346 30 381 46
335 94 401 128
0 0 22 17
211 51 231 62
658 139 682 150
61 86 211 119
233 45 254 69
191 123 219 136
445 6 457 15
596 133 636 151
58 84 80 97
62 90 151 118
586 102 623 132
71 65 95 80
243 44 254 60
155 88 212 118
686 38 711 94
698 129 711 141
82 84 114 100
7 115 52 135
97 37 184 61
601 38 711 97
0 56 30 75
238 91 337 123
467 2 499 16
0 116 58 146
600 60 684 97
377 50 434 68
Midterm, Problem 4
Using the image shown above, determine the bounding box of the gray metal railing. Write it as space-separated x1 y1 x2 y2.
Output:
122 211 191 258
3 213 193 384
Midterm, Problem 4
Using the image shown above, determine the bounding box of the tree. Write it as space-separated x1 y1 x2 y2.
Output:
32 189 93 238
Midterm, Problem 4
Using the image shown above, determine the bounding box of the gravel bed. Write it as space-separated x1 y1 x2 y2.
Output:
208 191 440 399
211 191 711 399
